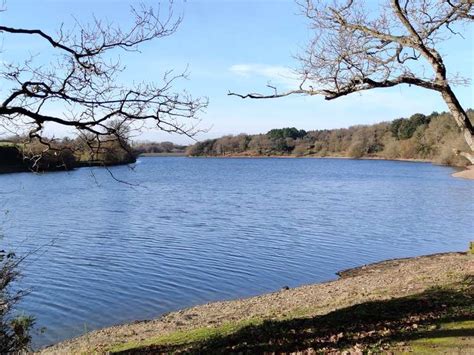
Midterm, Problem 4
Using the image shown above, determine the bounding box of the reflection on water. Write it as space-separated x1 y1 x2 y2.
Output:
0 157 472 347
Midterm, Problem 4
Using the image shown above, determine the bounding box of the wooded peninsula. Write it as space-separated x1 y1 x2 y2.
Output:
187 110 473 167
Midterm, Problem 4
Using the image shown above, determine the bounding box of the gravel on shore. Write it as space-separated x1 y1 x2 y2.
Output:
452 165 474 180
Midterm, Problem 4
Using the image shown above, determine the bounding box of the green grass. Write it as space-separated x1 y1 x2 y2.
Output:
109 308 323 353
401 320 474 354
105 280 473 354
109 318 262 353
0 142 16 147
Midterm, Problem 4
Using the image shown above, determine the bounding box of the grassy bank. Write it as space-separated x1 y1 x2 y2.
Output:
110 285 473 354
40 252 473 354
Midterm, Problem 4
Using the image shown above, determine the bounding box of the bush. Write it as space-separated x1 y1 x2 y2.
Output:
348 140 366 158
381 137 401 159
0 251 34 352
434 135 470 167
293 142 311 156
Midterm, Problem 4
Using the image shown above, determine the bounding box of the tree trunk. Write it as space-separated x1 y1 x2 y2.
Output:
440 86 474 164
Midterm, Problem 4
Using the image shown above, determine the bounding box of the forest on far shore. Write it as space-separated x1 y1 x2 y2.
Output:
186 110 474 167
1 110 472 172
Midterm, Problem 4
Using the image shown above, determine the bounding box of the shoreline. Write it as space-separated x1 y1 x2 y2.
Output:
2 155 472 180
452 165 474 180
0 158 137 175
186 154 473 180
187 154 434 164
139 152 186 157
40 251 473 354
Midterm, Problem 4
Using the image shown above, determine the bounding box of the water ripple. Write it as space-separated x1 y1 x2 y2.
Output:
0 157 472 348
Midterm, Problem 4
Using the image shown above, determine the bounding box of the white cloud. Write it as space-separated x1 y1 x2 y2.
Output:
229 64 300 87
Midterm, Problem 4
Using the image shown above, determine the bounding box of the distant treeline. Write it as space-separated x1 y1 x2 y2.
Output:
0 137 190 173
0 138 190 173
2 110 472 173
132 141 187 155
0 135 136 173
186 110 474 167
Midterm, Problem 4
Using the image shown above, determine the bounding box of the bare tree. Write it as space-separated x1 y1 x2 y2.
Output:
229 0 474 163
0 1 207 157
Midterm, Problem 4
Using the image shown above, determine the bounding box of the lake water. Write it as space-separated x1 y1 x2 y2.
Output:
0 157 472 348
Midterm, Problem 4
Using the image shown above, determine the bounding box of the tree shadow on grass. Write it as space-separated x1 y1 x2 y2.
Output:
121 278 473 354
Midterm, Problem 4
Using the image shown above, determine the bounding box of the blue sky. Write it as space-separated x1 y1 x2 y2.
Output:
1 0 473 144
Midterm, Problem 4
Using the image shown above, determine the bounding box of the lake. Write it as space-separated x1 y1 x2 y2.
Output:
0 157 472 348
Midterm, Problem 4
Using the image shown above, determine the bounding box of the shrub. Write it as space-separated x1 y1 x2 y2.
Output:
0 251 34 353
348 140 366 158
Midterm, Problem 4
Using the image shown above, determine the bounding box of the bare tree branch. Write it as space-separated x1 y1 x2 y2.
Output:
229 0 474 162
0 1 207 162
